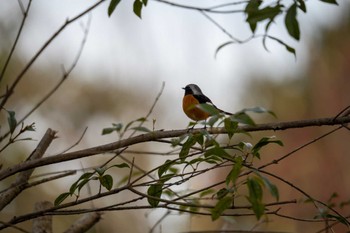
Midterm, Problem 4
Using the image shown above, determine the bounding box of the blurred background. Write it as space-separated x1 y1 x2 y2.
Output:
1 0 350 232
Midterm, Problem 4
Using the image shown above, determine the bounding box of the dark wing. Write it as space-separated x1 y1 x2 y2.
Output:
194 94 212 104
194 94 233 115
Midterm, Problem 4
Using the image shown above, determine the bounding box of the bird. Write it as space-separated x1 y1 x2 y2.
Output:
182 84 233 121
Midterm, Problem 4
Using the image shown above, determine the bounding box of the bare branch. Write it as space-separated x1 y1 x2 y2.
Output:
63 212 101 233
0 0 32 84
0 14 92 141
59 127 88 154
128 81 165 138
153 0 245 14
0 0 105 109
0 128 56 210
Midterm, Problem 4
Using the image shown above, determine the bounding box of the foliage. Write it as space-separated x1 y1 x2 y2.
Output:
0 1 349 233
107 0 339 56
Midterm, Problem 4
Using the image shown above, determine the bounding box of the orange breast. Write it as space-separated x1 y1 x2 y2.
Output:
182 95 210 121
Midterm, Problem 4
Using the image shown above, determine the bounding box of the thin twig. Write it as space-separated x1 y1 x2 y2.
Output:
149 210 171 233
0 220 30 233
128 81 165 138
199 10 243 43
153 0 245 14
59 127 88 154
0 15 92 142
258 126 342 170
0 0 104 109
0 0 32 84
127 157 135 185
0 170 76 194
254 168 350 225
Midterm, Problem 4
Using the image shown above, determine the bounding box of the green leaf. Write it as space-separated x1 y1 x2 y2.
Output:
7 110 17 134
179 135 196 161
69 172 94 194
297 0 307 12
77 178 91 193
204 146 232 162
207 114 220 127
267 35 296 57
108 0 121 17
24 123 36 131
102 123 123 135
100 174 113 191
244 0 262 32
102 127 115 135
319 0 338 5
252 136 283 159
211 196 233 221
133 0 143 18
216 188 229 199
112 123 123 131
246 4 282 32
95 167 106 176
225 156 243 187
198 103 221 116
193 132 204 146
147 183 163 207
189 200 200 213
54 192 70 206
231 112 256 126
199 189 216 198
79 172 95 180
142 0 148 6
260 175 279 201
204 155 223 164
159 173 175 183
285 3 300 40
325 214 349 226
224 117 238 139
124 120 136 132
247 177 265 220
171 134 188 147
158 160 175 178
130 126 151 133
109 163 130 169
241 106 277 118
247 177 263 201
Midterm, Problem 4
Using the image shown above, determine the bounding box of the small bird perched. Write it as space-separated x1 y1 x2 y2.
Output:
182 84 232 121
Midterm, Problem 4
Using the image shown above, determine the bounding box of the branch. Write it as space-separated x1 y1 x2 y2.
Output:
153 0 245 14
0 128 57 210
0 0 33 84
14 15 92 131
0 0 105 109
1 115 350 181
63 212 101 233
128 81 165 138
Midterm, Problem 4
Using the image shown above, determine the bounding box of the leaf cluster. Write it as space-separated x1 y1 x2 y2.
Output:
54 163 130 206
144 108 284 221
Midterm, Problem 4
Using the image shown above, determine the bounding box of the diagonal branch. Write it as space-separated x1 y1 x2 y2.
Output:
0 128 57 210
0 0 105 109
0 0 33 84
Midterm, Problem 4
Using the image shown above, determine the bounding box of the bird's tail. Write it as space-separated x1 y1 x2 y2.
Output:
218 108 233 116
213 104 233 116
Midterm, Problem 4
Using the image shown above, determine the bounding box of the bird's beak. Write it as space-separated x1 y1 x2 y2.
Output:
182 87 185 90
